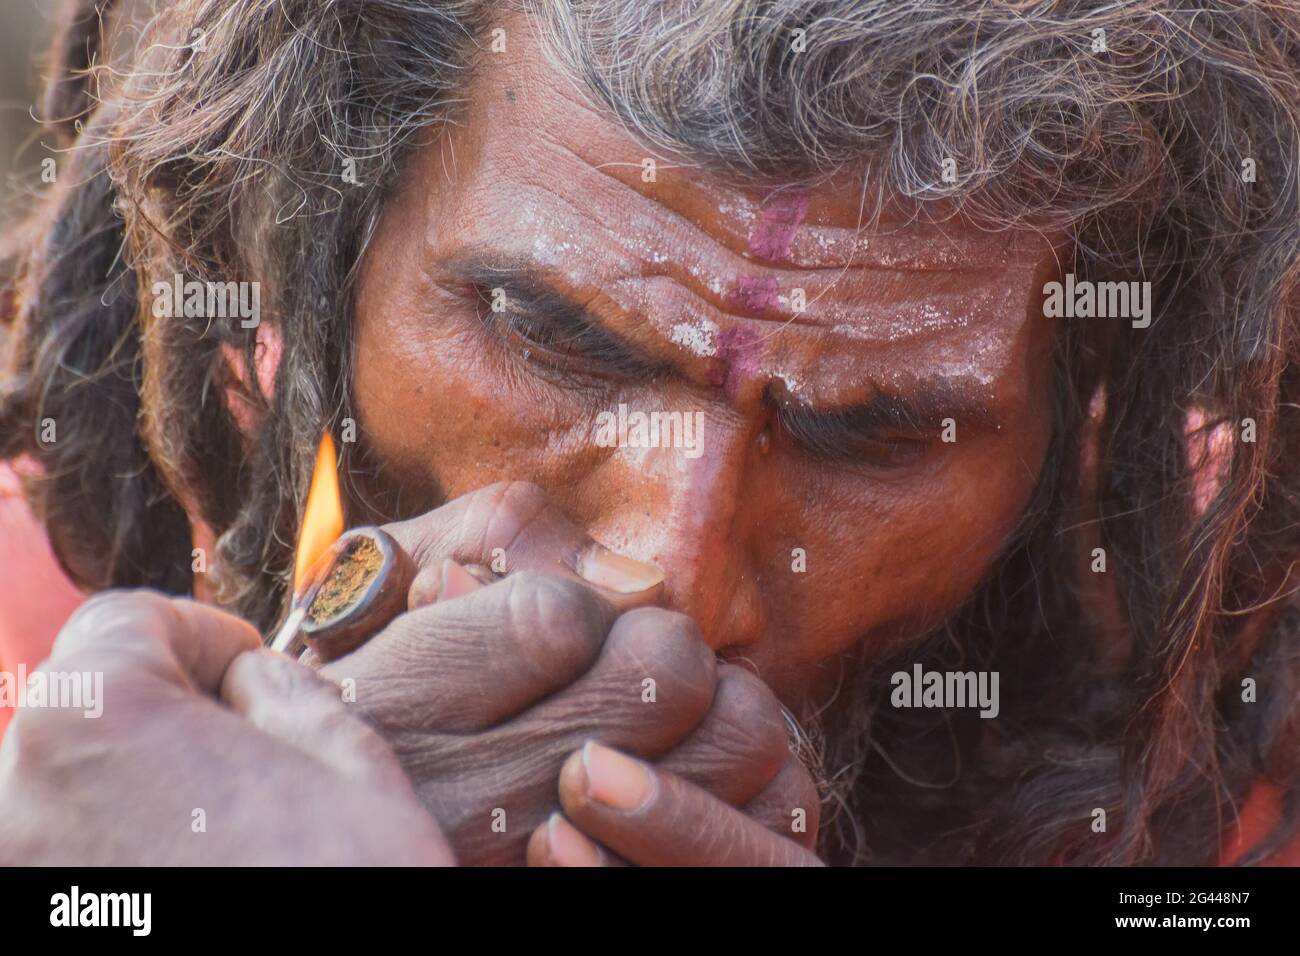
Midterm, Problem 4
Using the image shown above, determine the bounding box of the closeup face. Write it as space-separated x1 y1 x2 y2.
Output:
353 20 1059 704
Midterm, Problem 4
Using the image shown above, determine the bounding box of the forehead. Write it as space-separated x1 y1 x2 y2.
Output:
401 15 1055 407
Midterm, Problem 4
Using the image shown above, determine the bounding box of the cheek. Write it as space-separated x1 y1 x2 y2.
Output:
763 433 1045 672
352 305 596 500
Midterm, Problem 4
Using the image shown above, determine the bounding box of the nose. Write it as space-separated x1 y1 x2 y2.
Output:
583 409 768 652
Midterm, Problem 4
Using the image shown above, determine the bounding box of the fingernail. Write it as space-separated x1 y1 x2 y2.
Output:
576 545 664 594
546 813 604 867
581 741 653 812
462 563 497 586
438 559 483 600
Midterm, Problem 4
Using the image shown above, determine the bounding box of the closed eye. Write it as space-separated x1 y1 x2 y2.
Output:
471 282 666 385
782 416 929 470
776 392 937 472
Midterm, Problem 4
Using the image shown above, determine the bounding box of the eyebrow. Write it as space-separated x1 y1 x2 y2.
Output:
443 251 1005 443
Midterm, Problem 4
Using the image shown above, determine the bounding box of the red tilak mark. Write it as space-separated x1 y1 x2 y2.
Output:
708 325 762 396
748 189 810 262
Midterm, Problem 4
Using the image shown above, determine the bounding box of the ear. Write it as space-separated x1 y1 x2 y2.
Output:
197 325 285 602
1185 407 1231 516
220 325 284 436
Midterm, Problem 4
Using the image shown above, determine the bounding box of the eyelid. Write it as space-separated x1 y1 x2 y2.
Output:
777 405 933 471
476 286 663 381
796 430 929 469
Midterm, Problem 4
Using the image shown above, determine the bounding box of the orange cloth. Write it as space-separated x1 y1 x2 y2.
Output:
1221 781 1300 866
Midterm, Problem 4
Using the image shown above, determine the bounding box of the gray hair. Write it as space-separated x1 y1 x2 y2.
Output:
4 0 1300 865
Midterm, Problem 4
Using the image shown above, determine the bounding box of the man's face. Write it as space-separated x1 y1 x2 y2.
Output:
352 22 1057 704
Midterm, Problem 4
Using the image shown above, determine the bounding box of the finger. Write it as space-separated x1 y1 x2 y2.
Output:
498 606 717 757
460 563 496 586
525 813 628 867
558 742 824 867
221 649 414 788
382 481 664 610
655 664 789 806
435 559 486 600
319 572 619 733
742 755 822 849
54 591 261 696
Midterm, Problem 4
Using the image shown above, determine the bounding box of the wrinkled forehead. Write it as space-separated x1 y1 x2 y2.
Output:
400 12 1057 402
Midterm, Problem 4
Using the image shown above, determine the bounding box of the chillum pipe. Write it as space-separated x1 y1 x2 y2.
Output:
269 527 415 663
270 527 811 764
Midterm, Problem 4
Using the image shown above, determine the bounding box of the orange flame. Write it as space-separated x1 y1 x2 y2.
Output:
294 432 344 594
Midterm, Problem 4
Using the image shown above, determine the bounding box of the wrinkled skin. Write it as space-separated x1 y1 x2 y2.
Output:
0 15 1059 866
318 482 823 865
353 18 1056 705
0 592 454 866
336 17 1057 863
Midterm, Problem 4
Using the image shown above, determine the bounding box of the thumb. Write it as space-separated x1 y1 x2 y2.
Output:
220 649 412 791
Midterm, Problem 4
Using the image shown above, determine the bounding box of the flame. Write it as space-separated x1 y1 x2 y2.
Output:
294 431 344 594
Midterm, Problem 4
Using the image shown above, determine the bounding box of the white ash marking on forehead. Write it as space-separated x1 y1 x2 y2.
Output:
715 194 761 220
830 303 973 344
769 368 803 395
670 318 720 356
942 335 1003 387
681 261 727 297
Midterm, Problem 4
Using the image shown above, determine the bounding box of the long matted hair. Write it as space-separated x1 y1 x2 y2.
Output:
3 0 1299 865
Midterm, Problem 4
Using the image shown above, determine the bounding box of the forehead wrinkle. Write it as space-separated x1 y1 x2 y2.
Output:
474 7 1048 288
433 245 1025 402
420 237 1029 416
460 175 1037 344
511 122 1026 280
429 220 1035 373
456 53 1050 316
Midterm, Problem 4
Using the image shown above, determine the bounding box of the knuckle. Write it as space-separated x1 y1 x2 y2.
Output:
53 590 175 666
395 480 551 567
303 695 359 737
705 666 789 774
3 699 72 759
475 481 551 555
753 757 822 846
606 607 716 712
489 479 549 510
243 655 353 725
250 650 335 701
503 573 610 675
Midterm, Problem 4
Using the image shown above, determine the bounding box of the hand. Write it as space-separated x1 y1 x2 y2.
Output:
0 590 453 865
313 481 823 865
528 741 824 866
